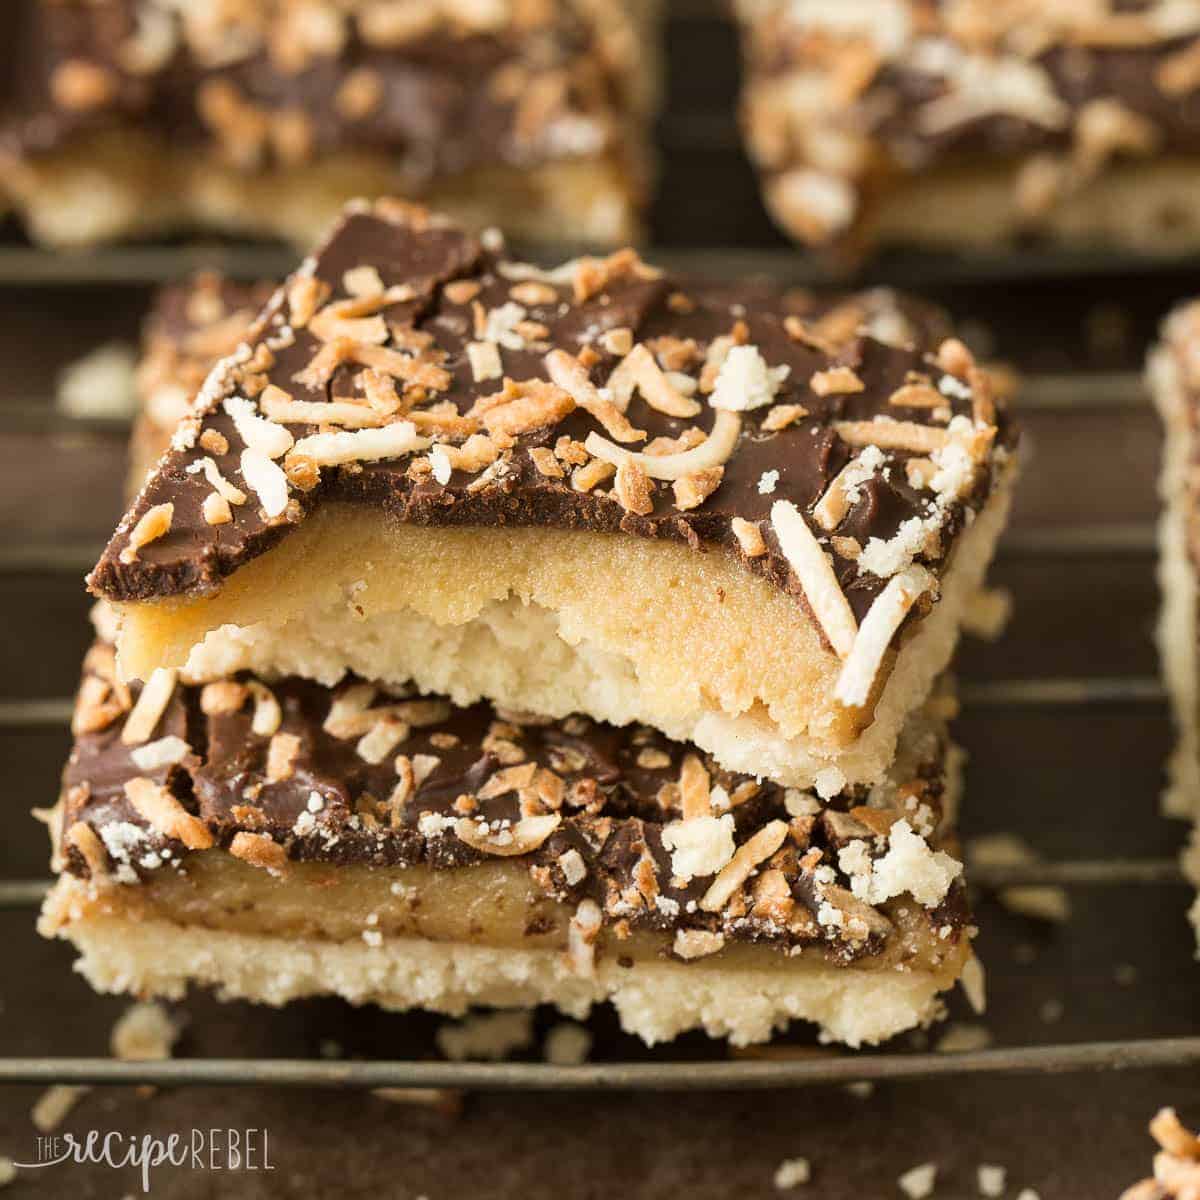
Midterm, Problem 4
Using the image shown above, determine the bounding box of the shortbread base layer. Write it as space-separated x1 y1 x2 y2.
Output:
115 468 1014 793
839 157 1200 256
1151 344 1200 949
1 131 642 248
42 886 960 1048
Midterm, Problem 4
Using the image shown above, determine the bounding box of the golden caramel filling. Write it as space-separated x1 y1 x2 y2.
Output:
58 852 969 980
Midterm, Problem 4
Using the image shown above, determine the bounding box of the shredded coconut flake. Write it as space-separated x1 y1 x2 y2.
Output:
240 449 290 518
848 819 962 907
290 421 431 467
429 444 453 485
710 344 789 412
482 302 528 349
857 515 938 579
584 409 741 481
660 814 736 883
835 565 936 707
559 848 587 886
771 500 858 659
757 469 780 494
224 395 293 458
129 735 190 772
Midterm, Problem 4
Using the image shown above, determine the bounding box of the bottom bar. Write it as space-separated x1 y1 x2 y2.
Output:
41 639 973 1049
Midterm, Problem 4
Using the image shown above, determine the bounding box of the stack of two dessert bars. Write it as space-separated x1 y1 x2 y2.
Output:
40 200 1019 1049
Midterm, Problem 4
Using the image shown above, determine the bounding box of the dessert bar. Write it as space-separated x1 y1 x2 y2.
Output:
1 0 654 247
90 199 1018 794
736 1 1200 258
1149 300 1200 946
40 640 972 1047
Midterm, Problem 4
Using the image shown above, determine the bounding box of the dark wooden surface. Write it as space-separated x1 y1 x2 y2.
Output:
1 4 1198 1196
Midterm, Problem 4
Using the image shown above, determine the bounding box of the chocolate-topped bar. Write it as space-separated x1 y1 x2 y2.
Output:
0 0 654 247
1150 301 1200 946
41 636 972 1047
90 199 1017 794
737 1 1200 257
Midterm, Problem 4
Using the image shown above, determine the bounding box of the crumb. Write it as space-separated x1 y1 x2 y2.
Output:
978 1164 1006 1196
543 1022 592 1066
844 1081 874 1099
32 1085 89 1133
937 1023 992 1054
898 1162 937 1198
372 1088 462 1117
710 344 787 412
968 832 1071 923
111 1001 180 1061
961 585 1013 641
56 342 137 419
0 1158 14 1187
774 1157 812 1189
436 1011 534 1062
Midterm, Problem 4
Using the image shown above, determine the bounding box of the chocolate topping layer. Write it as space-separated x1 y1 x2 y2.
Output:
3 0 643 181
60 642 968 962
89 201 1014 644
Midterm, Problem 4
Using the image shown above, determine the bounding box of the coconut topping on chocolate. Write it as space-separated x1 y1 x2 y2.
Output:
59 640 969 963
89 200 1014 688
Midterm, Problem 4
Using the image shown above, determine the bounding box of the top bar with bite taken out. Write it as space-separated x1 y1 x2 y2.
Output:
88 199 1018 794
